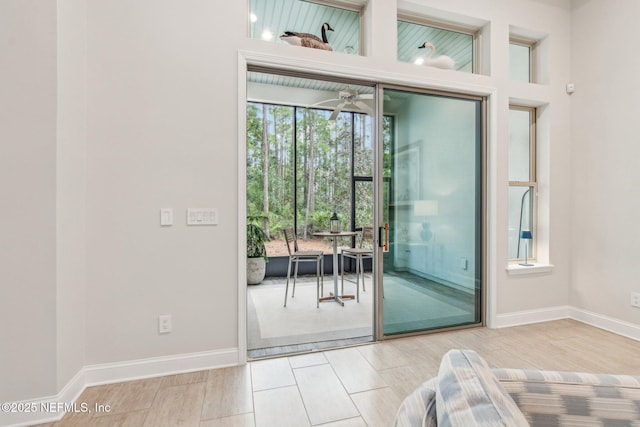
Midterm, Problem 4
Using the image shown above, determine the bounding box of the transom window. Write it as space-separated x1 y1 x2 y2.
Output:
397 17 475 72
509 37 535 82
249 0 362 55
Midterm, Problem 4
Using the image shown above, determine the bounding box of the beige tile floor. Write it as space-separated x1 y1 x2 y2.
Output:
37 319 640 427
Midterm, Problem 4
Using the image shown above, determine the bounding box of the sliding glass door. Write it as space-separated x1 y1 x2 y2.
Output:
245 68 485 356
378 87 484 336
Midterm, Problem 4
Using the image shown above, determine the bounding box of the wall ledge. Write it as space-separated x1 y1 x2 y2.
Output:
506 262 554 275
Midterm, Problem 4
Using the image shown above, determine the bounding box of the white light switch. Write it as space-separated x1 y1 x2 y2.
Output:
566 83 576 94
187 208 218 225
160 208 173 226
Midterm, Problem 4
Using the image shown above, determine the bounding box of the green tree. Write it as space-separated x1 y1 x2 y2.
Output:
247 101 393 256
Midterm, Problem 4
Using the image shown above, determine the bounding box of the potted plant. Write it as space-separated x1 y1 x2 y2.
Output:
247 216 268 285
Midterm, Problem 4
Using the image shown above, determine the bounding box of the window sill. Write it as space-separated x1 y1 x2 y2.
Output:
506 263 554 276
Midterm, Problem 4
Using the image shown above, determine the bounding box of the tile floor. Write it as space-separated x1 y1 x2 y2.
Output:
36 319 640 426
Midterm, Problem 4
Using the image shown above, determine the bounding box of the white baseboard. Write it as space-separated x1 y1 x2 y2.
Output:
492 305 640 342
492 305 570 328
3 347 239 427
1 368 86 427
569 307 640 341
84 347 239 386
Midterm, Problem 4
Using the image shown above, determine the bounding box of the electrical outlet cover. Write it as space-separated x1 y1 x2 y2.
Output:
631 292 640 308
159 314 172 333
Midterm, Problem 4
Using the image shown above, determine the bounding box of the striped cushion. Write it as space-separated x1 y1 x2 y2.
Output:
436 350 530 426
394 378 438 427
493 368 640 426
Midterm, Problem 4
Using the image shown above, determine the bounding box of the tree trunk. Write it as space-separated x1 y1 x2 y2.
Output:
262 104 270 239
304 112 316 240
301 111 308 238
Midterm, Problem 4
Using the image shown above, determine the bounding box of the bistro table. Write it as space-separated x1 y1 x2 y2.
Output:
313 230 358 306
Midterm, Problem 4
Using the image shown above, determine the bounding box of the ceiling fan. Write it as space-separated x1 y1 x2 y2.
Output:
312 88 375 120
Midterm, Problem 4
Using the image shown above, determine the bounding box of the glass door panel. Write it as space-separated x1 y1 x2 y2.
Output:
354 180 373 229
380 87 483 336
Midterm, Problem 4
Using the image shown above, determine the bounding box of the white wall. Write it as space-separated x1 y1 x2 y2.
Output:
84 0 246 364
56 0 87 392
570 0 640 325
3 0 584 410
0 1 58 402
80 0 572 365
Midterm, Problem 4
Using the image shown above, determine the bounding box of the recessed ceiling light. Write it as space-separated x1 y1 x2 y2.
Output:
250 13 257 23
261 30 273 41
414 58 424 65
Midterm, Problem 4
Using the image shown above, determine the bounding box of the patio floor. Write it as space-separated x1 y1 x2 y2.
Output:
247 271 477 358
247 274 374 358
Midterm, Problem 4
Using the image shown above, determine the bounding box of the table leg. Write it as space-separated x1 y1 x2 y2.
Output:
319 236 355 306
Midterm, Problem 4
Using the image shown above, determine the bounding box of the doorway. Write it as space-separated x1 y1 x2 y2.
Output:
245 69 377 357
245 70 485 357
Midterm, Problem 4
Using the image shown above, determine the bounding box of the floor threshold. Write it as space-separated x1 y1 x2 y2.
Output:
248 335 374 360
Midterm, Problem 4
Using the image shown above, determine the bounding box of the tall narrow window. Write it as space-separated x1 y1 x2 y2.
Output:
509 38 535 82
508 106 536 262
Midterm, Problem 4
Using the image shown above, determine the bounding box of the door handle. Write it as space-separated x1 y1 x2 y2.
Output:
379 224 389 252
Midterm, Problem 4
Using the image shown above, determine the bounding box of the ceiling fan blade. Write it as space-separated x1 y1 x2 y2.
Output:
307 99 342 108
329 102 346 120
311 98 340 108
355 101 374 116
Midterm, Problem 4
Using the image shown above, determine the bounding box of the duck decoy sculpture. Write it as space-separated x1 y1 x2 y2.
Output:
417 42 457 70
280 23 334 51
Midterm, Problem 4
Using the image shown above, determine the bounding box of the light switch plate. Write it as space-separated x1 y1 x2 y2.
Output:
160 208 173 226
187 208 218 225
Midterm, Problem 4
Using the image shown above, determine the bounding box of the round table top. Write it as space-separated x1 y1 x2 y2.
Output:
313 230 358 237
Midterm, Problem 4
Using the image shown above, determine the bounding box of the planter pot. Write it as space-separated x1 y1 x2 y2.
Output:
247 257 266 285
